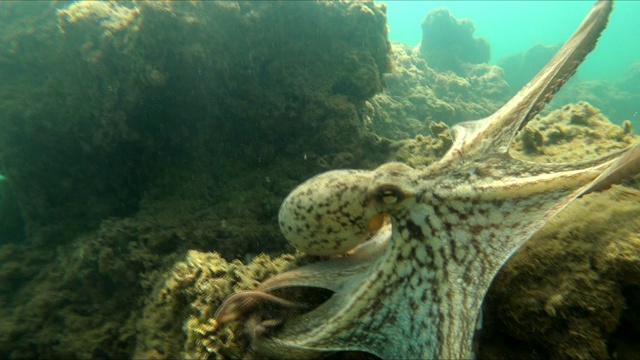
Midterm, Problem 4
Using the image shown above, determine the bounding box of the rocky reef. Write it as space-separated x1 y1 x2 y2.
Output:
0 1 638 359
366 7 510 141
512 101 637 160
367 43 510 140
480 185 640 359
0 1 391 358
415 7 490 74
0 1 391 245
498 43 640 128
548 60 640 128
498 43 562 93
135 250 301 359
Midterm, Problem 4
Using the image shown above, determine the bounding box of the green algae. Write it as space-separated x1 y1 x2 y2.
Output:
0 1 637 359
0 1 392 358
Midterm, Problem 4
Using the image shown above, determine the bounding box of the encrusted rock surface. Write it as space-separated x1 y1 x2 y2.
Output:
548 60 640 127
497 43 562 93
0 1 391 358
415 7 490 73
0 1 637 359
0 0 391 244
135 250 300 359
367 43 509 140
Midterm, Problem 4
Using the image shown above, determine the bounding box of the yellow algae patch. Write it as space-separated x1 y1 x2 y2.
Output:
57 1 141 34
135 250 301 360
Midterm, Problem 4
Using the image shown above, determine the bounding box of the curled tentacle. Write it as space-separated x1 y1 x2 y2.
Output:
214 290 309 325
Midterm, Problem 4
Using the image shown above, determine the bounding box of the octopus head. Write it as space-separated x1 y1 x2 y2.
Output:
278 162 416 256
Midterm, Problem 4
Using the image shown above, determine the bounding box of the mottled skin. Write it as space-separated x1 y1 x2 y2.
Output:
216 1 640 358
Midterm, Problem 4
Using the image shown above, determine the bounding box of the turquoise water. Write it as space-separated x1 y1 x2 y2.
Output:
386 1 640 80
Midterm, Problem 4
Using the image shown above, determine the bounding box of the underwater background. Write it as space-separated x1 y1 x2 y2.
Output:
386 1 640 80
0 1 638 359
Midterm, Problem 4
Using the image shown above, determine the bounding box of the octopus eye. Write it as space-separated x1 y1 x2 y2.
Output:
378 185 402 204
382 190 397 204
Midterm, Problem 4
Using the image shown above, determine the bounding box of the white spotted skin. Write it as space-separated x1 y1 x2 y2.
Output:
278 162 414 256
278 169 375 256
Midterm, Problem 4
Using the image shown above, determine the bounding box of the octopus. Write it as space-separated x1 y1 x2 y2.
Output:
215 1 640 358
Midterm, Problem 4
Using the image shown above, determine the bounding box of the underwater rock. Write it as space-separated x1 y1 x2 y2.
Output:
547 60 640 127
0 191 296 359
0 181 25 243
0 0 391 244
415 7 490 74
134 250 300 360
497 43 562 93
368 43 509 140
387 123 453 168
0 1 392 358
511 101 637 161
0 0 637 359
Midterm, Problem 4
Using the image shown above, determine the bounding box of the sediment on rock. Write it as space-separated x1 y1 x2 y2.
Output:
0 1 391 358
